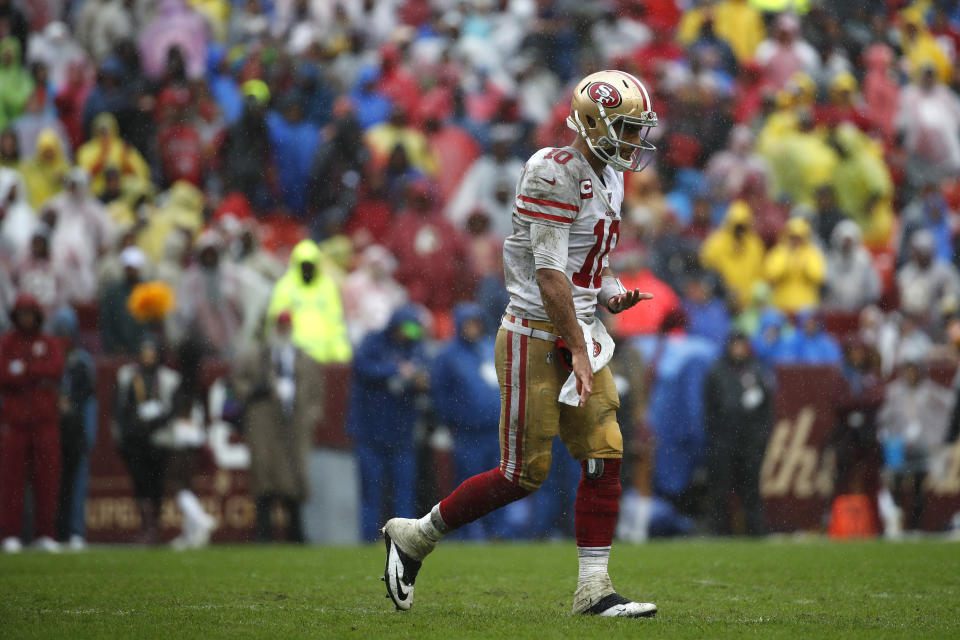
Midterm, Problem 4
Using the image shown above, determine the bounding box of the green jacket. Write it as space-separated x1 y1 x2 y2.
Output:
268 240 352 364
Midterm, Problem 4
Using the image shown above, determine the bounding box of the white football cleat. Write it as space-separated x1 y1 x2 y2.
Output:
33 536 62 553
68 535 87 551
2 537 22 553
573 575 657 618
382 518 435 611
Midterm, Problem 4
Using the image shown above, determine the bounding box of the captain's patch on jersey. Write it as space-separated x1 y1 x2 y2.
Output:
580 179 593 199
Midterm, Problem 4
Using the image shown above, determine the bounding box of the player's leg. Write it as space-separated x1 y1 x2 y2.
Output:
382 323 562 610
560 366 657 618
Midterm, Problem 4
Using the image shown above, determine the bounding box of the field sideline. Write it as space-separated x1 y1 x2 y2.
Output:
1 539 957 639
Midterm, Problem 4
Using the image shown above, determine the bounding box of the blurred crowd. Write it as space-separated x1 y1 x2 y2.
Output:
2 0 960 548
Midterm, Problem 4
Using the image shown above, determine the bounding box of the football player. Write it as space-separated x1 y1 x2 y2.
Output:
382 70 658 618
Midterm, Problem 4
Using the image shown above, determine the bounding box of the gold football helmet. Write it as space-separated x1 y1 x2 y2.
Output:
566 70 658 172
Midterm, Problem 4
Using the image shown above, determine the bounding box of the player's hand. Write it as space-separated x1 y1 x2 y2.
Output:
606 289 653 314
571 349 593 408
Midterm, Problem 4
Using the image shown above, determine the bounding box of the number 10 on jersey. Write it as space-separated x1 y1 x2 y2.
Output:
572 219 620 289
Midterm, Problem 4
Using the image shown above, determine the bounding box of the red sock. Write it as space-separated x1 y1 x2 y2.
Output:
438 468 530 531
574 458 622 548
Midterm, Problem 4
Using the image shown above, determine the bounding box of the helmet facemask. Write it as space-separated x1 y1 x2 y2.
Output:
568 105 657 173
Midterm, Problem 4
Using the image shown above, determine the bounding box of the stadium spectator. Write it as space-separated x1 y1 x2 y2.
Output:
0 294 65 553
823 221 881 311
609 249 680 338
430 303 505 540
171 231 247 357
897 63 960 189
830 339 884 504
877 359 953 531
755 12 820 90
220 80 274 211
348 305 429 541
0 37 34 132
681 273 730 347
234 311 322 543
703 331 770 536
267 95 320 215
114 336 177 544
830 123 894 248
790 310 842 366
76 112 150 198
700 201 766 308
898 179 953 268
99 245 149 355
306 98 369 236
387 180 470 317
0 166 38 261
752 307 795 368
267 239 352 365
20 127 67 208
46 167 114 304
342 244 407 346
51 306 97 550
764 217 826 314
897 230 960 330
637 311 717 509
13 228 68 319
446 125 523 239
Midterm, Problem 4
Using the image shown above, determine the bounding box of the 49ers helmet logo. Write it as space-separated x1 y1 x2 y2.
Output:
587 81 622 108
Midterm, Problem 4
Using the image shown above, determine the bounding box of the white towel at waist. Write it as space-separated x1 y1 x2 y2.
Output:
558 317 615 406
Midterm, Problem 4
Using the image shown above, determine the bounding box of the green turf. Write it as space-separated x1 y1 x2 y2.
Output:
1 539 958 639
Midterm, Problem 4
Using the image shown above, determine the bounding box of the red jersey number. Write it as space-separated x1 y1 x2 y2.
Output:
572 220 619 289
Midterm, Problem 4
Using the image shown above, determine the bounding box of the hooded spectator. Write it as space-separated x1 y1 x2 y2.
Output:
342 244 407 346
0 167 38 262
348 305 430 541
220 80 274 211
790 310 842 365
862 44 900 142
173 231 248 357
899 180 952 268
896 63 960 188
138 0 208 80
76 112 151 198
700 201 766 308
682 273 730 347
50 306 97 550
267 96 321 216
703 331 771 535
268 239 352 365
430 303 507 539
755 12 821 89
764 217 826 313
897 229 960 329
47 168 115 304
824 220 881 311
0 37 34 132
156 87 203 188
13 228 67 319
830 123 894 248
752 307 795 368
20 128 68 208
0 294 65 553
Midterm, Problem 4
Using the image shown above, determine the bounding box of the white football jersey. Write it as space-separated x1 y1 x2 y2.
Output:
503 146 624 321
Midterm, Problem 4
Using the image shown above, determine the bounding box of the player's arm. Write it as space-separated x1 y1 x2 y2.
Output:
599 266 653 314
530 221 592 407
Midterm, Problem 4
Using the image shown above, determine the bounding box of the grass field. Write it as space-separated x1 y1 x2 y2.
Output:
1 539 958 639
